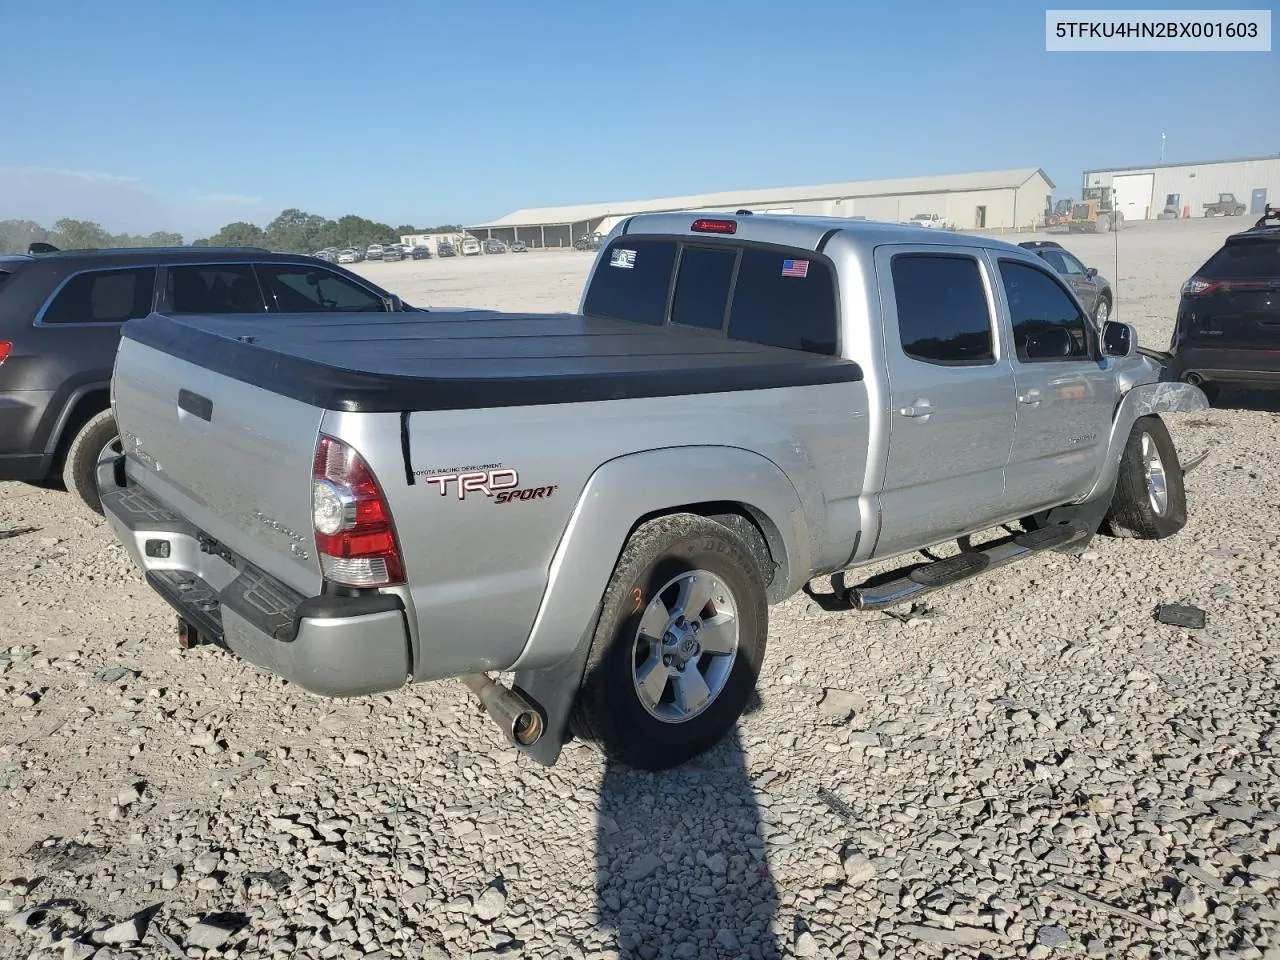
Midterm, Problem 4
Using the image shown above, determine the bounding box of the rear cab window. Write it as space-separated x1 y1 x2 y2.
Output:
41 267 157 324
583 236 838 355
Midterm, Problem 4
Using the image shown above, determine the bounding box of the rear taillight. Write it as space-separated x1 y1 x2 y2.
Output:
1182 276 1272 297
0 341 10 365
312 435 404 587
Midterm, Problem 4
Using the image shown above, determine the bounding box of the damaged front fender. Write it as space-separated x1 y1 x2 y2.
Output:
1125 380 1210 418
1080 381 1210 503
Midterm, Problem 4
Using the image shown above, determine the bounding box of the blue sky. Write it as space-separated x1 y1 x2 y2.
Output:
0 0 1275 237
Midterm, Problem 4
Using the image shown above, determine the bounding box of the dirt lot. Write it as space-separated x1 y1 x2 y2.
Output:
2 215 1279 960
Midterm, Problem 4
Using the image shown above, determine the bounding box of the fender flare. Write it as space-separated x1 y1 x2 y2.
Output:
37 378 113 466
1080 381 1208 503
510 445 810 673
508 445 811 766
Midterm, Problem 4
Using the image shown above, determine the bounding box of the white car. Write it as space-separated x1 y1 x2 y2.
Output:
366 243 386 260
337 249 359 264
905 213 947 229
461 238 482 256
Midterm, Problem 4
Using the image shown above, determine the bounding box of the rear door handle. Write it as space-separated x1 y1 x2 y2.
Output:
899 399 933 419
1018 389 1042 405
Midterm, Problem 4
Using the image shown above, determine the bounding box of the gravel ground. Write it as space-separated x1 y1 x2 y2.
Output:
3 216 1279 960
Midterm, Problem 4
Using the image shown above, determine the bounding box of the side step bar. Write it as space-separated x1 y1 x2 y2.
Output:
848 522 1090 611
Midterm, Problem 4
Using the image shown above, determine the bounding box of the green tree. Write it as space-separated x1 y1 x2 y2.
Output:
0 219 53 254
264 208 337 253
207 221 266 248
51 219 113 249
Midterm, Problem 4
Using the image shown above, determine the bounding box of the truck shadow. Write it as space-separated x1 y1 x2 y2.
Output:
594 710 780 959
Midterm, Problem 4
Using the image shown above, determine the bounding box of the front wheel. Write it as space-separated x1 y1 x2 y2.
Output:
569 514 768 771
1093 296 1111 327
1101 415 1187 540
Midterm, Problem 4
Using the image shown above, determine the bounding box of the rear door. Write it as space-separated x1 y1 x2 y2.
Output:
994 256 1115 514
1182 236 1280 348
871 246 1017 558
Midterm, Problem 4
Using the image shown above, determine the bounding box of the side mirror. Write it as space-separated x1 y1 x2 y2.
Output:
1101 320 1137 358
1086 266 1098 278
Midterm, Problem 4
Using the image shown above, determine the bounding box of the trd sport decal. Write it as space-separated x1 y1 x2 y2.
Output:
415 465 557 504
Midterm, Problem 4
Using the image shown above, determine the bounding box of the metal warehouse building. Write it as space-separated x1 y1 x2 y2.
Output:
1082 155 1280 222
467 168 1055 247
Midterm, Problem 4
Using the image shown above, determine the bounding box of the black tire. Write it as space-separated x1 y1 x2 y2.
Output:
1101 415 1187 540
60 409 119 515
569 513 768 771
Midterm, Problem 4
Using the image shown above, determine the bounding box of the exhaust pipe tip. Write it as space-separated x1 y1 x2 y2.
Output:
462 673 546 747
1184 372 1203 386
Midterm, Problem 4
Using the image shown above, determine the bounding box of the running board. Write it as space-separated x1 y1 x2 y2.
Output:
849 523 1090 611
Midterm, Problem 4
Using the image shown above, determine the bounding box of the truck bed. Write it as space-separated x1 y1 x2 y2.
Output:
122 310 864 413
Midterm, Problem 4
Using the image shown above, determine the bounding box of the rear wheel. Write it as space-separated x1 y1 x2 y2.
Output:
60 409 120 515
1102 415 1187 540
569 514 768 771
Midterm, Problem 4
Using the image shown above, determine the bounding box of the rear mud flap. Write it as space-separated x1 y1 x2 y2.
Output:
509 606 605 767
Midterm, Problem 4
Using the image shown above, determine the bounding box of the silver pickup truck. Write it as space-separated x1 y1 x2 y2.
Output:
98 212 1207 771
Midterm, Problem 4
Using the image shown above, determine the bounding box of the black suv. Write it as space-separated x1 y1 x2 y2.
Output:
1165 206 1280 402
0 244 414 513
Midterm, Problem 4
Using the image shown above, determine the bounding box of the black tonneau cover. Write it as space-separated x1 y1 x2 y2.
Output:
122 310 863 413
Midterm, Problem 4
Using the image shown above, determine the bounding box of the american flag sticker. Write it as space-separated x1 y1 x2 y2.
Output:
610 248 637 269
781 259 810 278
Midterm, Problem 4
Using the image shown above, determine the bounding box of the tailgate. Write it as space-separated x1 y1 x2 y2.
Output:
111 337 325 595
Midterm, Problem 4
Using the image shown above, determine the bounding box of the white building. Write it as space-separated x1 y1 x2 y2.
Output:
467 168 1056 248
1081 155 1280 221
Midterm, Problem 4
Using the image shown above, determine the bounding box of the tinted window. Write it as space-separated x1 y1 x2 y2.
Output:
728 249 837 354
1200 241 1280 279
168 264 265 313
256 264 386 312
1000 260 1091 362
582 239 678 325
1039 249 1084 276
671 246 736 330
1058 252 1087 276
43 267 156 324
891 255 994 365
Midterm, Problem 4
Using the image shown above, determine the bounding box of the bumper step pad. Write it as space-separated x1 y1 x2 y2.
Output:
147 570 224 643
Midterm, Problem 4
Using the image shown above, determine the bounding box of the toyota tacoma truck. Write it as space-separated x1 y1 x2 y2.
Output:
97 212 1208 771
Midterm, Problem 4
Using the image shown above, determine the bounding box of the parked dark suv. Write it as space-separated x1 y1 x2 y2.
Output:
0 244 415 513
1018 240 1114 327
1165 206 1280 403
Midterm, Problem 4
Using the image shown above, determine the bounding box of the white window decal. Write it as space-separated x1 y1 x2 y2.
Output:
609 248 637 269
